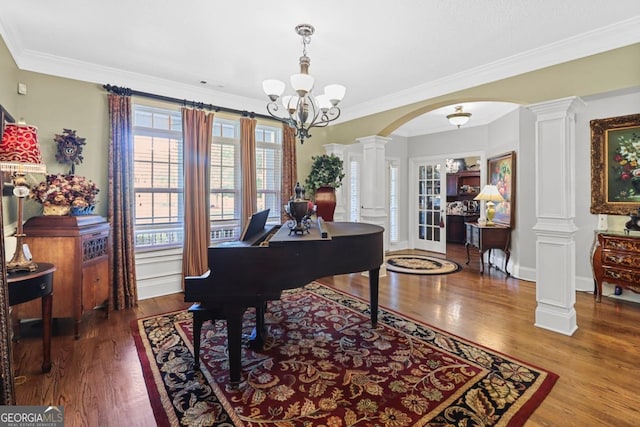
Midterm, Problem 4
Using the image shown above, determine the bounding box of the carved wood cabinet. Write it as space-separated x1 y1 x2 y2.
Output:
592 231 640 302
16 215 111 338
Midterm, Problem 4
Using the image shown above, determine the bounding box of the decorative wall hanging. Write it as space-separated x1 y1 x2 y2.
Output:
487 151 516 227
590 113 640 215
54 128 86 174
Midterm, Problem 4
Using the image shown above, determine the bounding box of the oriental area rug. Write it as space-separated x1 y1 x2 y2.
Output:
386 254 461 275
132 282 557 427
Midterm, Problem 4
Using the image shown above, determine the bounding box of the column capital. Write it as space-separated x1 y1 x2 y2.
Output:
323 143 347 156
355 135 391 147
527 96 586 118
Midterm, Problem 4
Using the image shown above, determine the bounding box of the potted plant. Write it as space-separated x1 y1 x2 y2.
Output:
305 154 345 221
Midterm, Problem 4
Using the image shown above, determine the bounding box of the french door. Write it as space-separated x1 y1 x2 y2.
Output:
412 157 446 253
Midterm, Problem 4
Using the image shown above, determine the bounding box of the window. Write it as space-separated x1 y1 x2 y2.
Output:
208 120 282 243
133 105 184 248
349 157 361 222
209 119 241 241
255 125 282 223
133 104 283 248
389 162 399 242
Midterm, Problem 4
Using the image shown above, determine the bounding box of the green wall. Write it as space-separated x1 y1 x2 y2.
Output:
1 38 108 219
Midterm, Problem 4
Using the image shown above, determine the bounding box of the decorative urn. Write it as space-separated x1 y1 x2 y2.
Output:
286 182 312 235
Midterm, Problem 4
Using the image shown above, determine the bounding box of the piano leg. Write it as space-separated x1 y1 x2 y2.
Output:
188 303 218 369
226 306 247 384
249 301 267 350
369 267 380 327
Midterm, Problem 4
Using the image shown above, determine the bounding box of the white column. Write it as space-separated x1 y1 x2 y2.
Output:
355 136 390 248
323 143 347 221
527 97 585 336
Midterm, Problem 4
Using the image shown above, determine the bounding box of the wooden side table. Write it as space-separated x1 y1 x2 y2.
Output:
8 262 55 373
465 223 511 276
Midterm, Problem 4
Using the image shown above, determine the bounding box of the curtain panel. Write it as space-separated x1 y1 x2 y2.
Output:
181 108 214 280
280 125 297 223
240 117 257 229
107 93 138 309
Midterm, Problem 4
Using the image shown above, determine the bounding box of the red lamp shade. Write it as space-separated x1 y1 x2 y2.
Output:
0 123 46 174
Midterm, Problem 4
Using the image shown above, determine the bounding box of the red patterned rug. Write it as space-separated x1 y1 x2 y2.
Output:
132 282 557 426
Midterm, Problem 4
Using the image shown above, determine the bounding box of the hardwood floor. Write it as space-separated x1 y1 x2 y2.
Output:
11 243 640 426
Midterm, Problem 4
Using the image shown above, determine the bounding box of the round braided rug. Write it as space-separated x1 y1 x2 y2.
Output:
385 254 461 275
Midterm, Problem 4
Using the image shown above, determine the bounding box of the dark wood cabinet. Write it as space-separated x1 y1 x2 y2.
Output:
447 214 480 243
16 215 111 338
592 231 640 302
447 171 480 200
465 222 511 275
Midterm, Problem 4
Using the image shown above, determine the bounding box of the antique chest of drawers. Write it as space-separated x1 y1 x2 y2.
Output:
592 231 640 302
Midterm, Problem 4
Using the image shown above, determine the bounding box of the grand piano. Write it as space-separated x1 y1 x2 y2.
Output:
184 215 384 383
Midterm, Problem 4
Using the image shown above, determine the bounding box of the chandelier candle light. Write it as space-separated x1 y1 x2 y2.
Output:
0 123 47 272
263 24 346 144
474 184 504 226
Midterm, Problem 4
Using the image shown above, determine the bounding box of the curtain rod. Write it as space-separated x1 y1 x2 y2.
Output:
103 84 281 122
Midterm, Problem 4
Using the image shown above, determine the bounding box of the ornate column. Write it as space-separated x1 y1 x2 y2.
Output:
527 97 585 336
356 136 390 250
323 143 347 221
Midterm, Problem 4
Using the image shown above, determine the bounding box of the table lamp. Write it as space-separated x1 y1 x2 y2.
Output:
0 123 47 272
474 184 504 226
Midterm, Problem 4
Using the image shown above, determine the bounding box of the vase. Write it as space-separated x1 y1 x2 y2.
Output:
43 205 70 216
315 186 337 221
70 205 96 216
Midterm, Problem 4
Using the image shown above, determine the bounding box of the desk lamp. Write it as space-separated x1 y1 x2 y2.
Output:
0 123 46 272
474 184 504 226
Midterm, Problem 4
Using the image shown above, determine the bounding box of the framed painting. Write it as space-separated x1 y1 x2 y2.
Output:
487 151 516 227
591 114 640 215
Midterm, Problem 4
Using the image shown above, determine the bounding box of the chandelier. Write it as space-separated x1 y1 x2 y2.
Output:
262 24 346 144
446 105 472 128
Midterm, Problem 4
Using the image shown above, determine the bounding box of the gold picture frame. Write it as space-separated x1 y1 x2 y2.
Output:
590 114 640 215
487 151 516 227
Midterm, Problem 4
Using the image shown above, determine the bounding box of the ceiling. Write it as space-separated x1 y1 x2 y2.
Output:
1 1 639 136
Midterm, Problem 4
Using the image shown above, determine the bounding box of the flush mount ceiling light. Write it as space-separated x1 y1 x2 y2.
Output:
262 24 346 144
447 105 472 128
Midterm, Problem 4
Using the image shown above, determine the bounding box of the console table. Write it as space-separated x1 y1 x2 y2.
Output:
465 222 511 275
592 231 640 303
8 262 55 373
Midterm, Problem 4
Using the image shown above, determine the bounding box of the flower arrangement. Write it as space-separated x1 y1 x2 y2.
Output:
612 131 640 198
30 174 99 207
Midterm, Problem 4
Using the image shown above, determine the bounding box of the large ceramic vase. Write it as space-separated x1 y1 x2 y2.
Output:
314 186 337 221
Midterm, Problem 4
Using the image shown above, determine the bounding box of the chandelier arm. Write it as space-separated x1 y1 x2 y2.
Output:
266 102 282 119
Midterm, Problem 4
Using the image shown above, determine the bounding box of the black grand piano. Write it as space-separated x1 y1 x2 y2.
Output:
184 212 384 383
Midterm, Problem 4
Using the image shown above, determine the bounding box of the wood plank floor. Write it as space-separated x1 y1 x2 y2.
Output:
11 243 640 426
